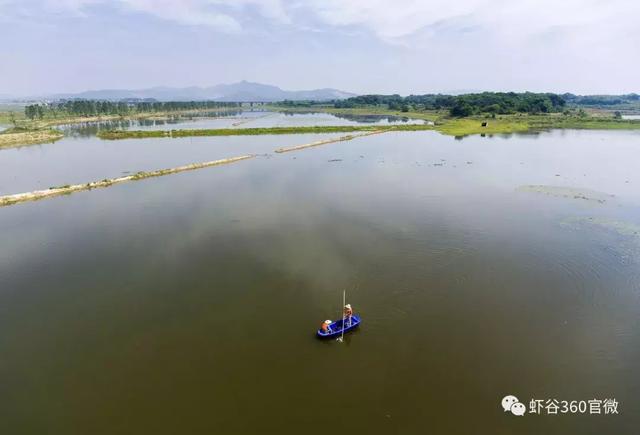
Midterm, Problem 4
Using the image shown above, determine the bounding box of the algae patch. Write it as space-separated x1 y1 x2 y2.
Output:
562 217 640 238
517 185 615 204
562 216 640 264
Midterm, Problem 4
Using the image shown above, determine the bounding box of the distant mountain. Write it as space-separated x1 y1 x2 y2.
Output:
45 81 355 102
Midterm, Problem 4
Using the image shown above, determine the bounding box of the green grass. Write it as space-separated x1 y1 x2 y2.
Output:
96 113 640 140
434 118 531 136
272 106 640 136
97 124 435 139
0 110 24 126
3 107 237 130
527 116 640 130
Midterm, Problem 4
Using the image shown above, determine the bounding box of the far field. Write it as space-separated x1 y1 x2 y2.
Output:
1 101 640 148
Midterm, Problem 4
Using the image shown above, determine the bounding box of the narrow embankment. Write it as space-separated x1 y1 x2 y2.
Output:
0 155 253 207
274 129 389 153
0 127 390 207
97 124 432 140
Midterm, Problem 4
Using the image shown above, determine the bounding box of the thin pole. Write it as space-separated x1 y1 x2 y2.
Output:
340 289 346 342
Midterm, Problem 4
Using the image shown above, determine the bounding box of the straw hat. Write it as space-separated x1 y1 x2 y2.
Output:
345 304 352 309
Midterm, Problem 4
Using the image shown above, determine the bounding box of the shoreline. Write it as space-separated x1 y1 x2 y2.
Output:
14 107 241 129
0 129 64 148
1 107 639 149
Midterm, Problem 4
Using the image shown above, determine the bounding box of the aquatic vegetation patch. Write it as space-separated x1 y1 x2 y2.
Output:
561 216 640 264
517 185 615 204
563 217 640 238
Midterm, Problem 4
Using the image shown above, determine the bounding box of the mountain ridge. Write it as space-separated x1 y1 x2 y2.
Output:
41 81 355 102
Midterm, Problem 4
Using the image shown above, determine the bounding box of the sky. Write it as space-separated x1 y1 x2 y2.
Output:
0 0 639 96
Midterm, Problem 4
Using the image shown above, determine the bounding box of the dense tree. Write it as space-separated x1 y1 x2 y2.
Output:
332 92 567 117
24 100 240 120
450 102 474 117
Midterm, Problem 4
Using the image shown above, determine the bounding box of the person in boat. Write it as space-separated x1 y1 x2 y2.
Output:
321 319 333 334
344 304 353 326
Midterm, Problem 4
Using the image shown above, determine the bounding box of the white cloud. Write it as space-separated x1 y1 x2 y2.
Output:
1 0 639 94
7 0 291 33
117 0 241 32
12 0 640 44
300 0 640 48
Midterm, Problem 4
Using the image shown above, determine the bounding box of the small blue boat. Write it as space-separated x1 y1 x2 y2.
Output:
317 315 361 339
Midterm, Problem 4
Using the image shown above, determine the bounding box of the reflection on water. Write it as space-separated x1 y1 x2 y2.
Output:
58 110 428 137
0 127 640 434
58 110 243 137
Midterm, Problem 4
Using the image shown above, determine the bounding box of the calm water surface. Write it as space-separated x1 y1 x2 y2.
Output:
57 111 426 136
1 126 640 434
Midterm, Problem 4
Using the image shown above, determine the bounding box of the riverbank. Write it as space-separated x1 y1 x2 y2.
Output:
14 107 239 130
0 154 253 207
0 128 64 148
272 105 640 136
3 108 640 148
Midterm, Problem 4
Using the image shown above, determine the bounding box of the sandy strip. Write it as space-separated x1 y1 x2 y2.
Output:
274 129 389 153
0 130 64 149
0 155 254 207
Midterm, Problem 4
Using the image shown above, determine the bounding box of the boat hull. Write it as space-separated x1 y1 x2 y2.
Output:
316 315 361 339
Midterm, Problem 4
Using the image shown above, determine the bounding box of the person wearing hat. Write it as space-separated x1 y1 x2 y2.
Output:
321 320 333 334
344 304 353 326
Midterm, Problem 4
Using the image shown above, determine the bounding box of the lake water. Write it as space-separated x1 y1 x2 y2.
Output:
1 122 640 434
57 111 427 136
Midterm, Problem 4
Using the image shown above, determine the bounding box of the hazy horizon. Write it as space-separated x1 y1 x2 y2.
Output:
1 0 639 97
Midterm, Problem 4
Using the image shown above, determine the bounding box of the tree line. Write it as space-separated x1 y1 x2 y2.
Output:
562 93 639 108
333 92 567 116
24 100 240 120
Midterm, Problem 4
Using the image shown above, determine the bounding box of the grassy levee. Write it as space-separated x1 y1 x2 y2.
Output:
0 155 254 207
97 124 434 140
